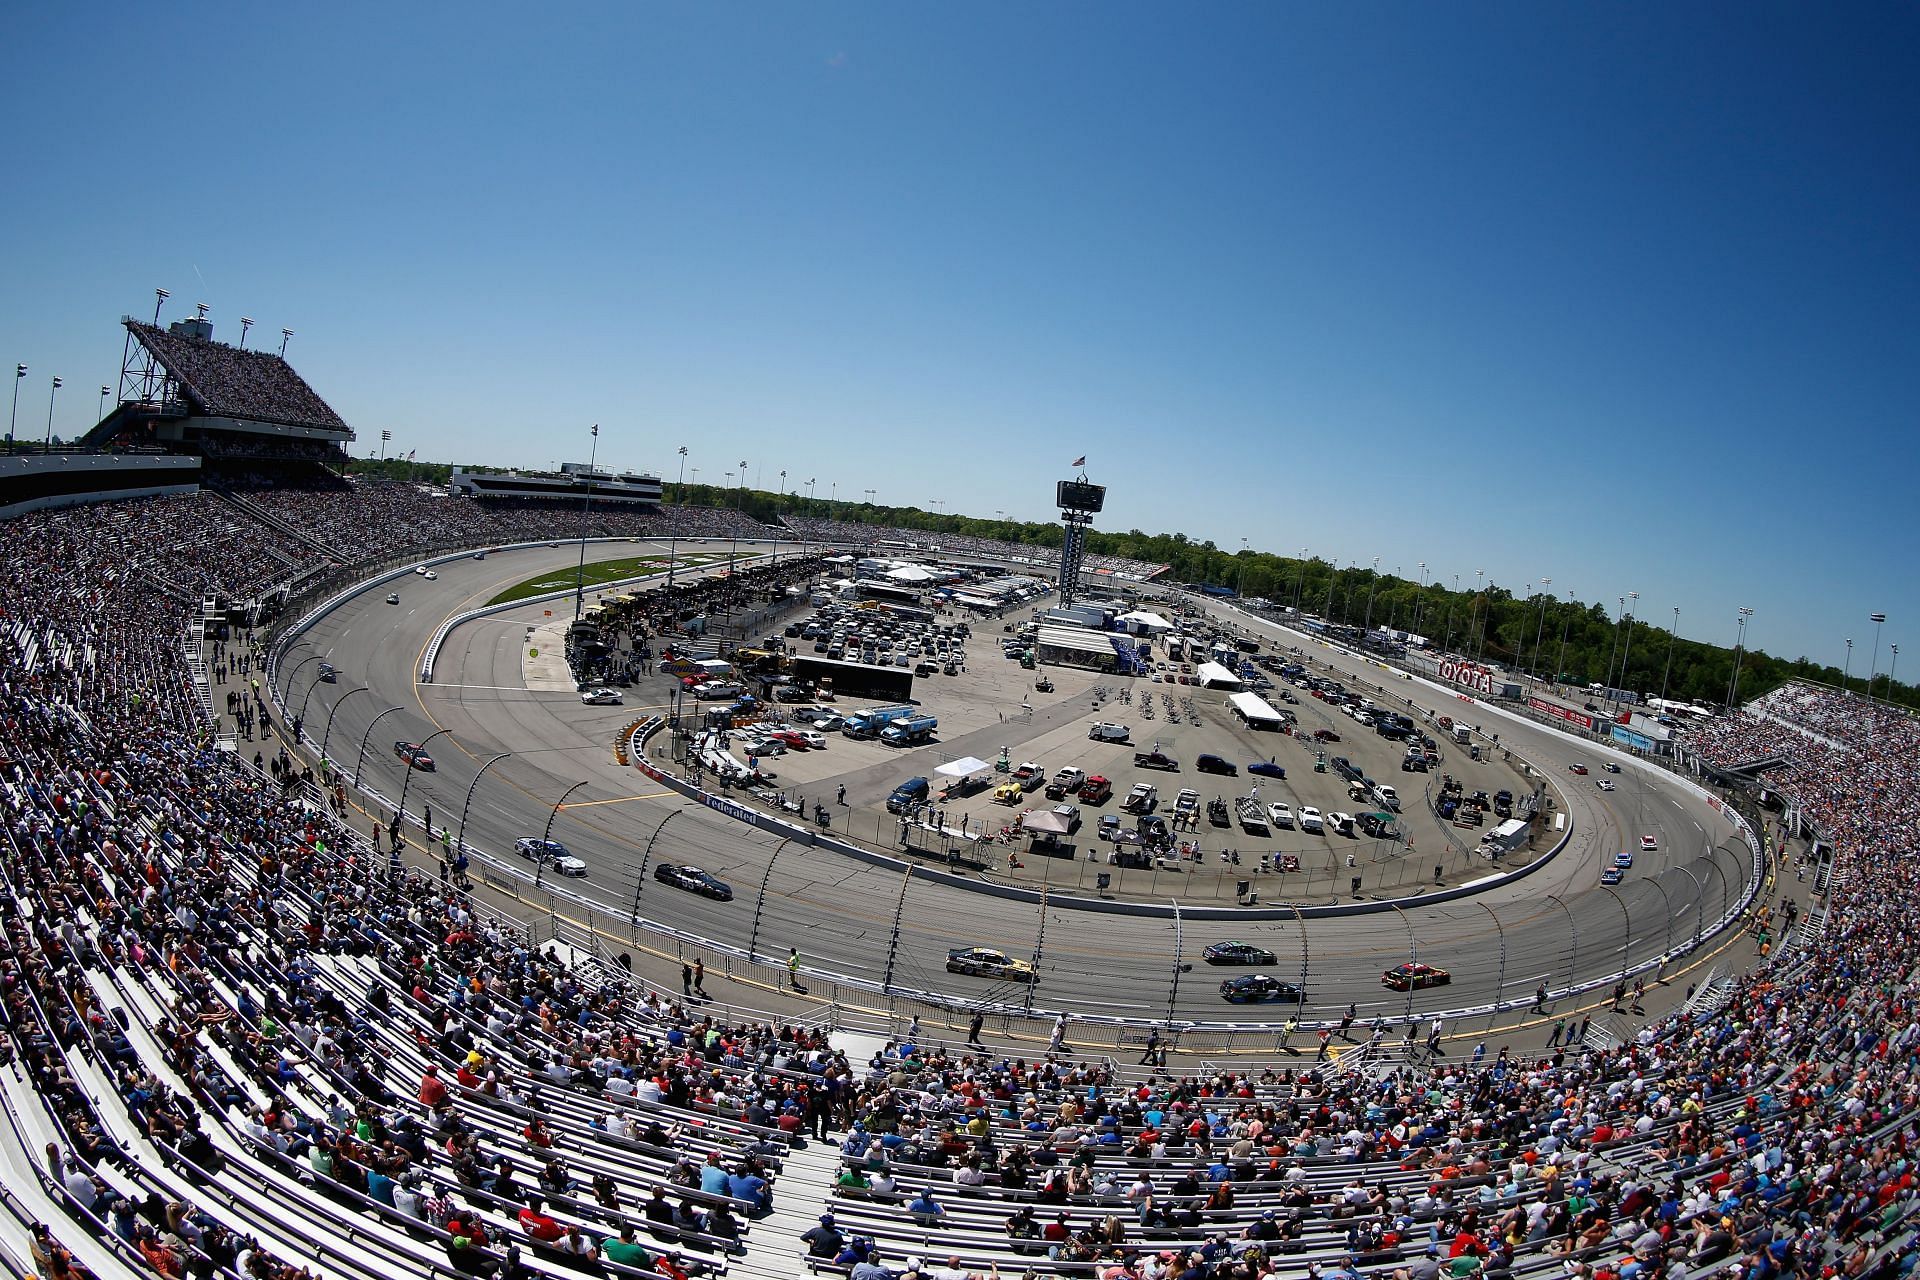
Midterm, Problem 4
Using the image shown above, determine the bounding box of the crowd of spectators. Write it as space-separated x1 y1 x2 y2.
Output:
232 475 784 567
126 323 350 433
1679 682 1920 866
0 490 1912 1280
779 516 1169 582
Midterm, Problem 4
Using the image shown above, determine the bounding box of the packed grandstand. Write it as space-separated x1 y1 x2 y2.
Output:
0 479 1908 1280
0 329 1910 1280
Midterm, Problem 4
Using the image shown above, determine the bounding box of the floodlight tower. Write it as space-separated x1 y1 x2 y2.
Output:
1054 468 1105 609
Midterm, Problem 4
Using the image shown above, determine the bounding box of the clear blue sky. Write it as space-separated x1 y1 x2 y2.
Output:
4 4 1915 668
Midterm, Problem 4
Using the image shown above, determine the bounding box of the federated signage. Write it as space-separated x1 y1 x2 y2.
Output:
1528 696 1597 732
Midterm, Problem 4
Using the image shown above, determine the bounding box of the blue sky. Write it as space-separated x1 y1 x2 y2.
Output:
3 3 1915 668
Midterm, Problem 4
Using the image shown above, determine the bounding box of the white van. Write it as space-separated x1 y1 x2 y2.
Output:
1452 723 1473 745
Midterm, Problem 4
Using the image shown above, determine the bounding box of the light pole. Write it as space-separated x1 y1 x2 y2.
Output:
44 377 61 449
1530 578 1552 679
665 446 688 593
1606 596 1626 698
1661 607 1680 703
1471 569 1484 659
1294 549 1308 615
319 685 369 765
727 460 747 581
239 317 253 350
573 424 600 620
1867 612 1888 703
1842 638 1853 695
1412 562 1427 636
863 488 875 507
354 706 406 787
96 385 109 426
538 781 592 887
1236 538 1250 600
8 363 24 452
1725 608 1754 710
1890 645 1900 703
1362 557 1381 634
1554 592 1573 686
1616 591 1640 702
456 752 513 859
396 727 455 840
279 328 293 358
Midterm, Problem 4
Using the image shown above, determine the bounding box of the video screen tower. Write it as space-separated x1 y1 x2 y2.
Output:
1055 472 1106 608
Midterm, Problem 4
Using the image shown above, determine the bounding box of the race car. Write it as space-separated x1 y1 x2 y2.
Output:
1219 974 1305 1004
1202 941 1277 967
392 741 435 771
653 864 734 901
1640 835 1659 852
945 947 1036 982
1596 779 1617 791
1382 962 1452 991
1600 867 1624 885
580 688 623 705
1569 763 1589 775
513 838 586 876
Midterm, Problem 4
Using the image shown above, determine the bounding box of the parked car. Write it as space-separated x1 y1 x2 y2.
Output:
1247 760 1286 780
392 741 435 771
513 838 586 876
581 688 623 705
1219 974 1305 1004
1382 962 1452 991
1195 754 1238 776
1312 728 1340 742
1202 941 1276 966
1049 804 1083 834
1297 806 1324 834
1078 776 1113 805
653 864 734 900
1267 802 1294 830
945 947 1035 982
793 729 828 750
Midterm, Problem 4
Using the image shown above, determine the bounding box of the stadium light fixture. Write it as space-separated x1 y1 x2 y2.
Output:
1867 612 1889 705
153 288 169 325
8 364 24 454
194 302 208 322
280 328 294 357
44 376 61 448
666 446 688 592
97 385 109 424
239 317 254 349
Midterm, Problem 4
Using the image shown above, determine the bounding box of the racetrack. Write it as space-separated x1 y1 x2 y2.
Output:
275 540 1758 1030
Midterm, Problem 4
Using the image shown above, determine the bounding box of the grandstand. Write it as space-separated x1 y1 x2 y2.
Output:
0 461 1909 1279
82 313 354 462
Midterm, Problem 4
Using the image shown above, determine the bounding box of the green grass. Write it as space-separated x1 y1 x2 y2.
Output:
487 553 721 606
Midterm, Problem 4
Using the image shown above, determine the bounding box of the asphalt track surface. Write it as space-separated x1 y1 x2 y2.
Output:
280 542 1753 1026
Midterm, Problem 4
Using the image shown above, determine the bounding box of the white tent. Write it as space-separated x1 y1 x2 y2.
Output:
1196 660 1244 689
887 565 936 583
936 755 992 777
1227 690 1285 727
1118 609 1175 634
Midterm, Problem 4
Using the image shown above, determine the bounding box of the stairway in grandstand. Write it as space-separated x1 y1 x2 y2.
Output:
209 484 345 561
1722 753 1792 776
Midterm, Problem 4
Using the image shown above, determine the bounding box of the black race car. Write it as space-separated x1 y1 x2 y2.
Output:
1219 974 1305 1004
1202 941 1277 966
653 864 734 901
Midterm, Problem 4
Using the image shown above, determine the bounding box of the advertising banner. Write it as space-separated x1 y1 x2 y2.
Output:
1527 696 1597 732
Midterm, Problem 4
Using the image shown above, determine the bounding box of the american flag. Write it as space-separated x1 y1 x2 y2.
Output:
1071 455 1086 467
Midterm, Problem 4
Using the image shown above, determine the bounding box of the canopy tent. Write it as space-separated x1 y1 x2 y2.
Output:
1117 609 1175 634
886 565 936 582
1226 690 1285 726
1022 809 1074 835
936 755 992 778
1195 660 1244 689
